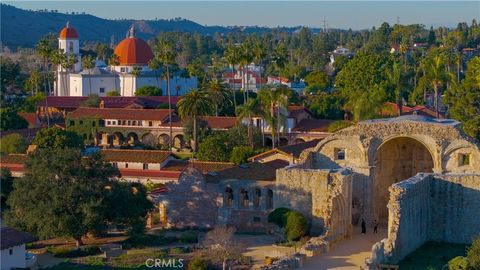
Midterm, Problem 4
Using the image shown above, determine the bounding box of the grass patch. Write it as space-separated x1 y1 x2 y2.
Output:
399 242 468 270
111 248 167 268
46 245 101 258
122 234 177 249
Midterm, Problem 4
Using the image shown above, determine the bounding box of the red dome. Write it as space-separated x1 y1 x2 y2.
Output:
59 26 78 39
114 37 154 66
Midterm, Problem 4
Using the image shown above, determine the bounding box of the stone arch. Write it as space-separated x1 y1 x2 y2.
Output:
265 137 273 147
293 138 305 144
173 134 185 149
158 134 170 146
141 133 157 147
373 136 434 223
329 194 348 239
239 188 249 208
443 141 480 172
367 134 440 170
112 132 124 146
126 132 139 145
315 136 368 167
279 137 289 146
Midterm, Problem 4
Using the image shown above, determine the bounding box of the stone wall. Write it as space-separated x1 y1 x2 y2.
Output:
276 167 353 239
368 173 480 266
156 168 220 228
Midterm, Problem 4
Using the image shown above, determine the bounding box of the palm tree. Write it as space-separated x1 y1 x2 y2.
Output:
258 87 289 149
224 44 239 113
205 79 230 116
236 98 261 148
153 39 176 149
35 37 54 127
63 53 78 95
387 61 404 116
177 89 210 152
239 42 253 103
272 42 288 77
148 57 162 90
107 54 120 91
82 55 95 95
252 40 266 91
455 52 462 82
131 67 141 94
424 55 448 118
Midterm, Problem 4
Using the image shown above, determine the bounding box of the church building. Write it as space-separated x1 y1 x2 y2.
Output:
55 23 197 97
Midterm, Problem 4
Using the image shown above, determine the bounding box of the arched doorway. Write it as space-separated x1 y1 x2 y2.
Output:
373 137 434 223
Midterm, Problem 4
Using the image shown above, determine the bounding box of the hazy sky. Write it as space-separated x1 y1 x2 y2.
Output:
5 1 480 29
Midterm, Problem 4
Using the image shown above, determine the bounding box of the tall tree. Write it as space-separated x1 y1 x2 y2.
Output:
236 98 261 148
224 44 239 113
7 148 119 247
153 39 177 149
422 55 450 118
239 42 253 102
387 61 405 116
82 55 95 95
252 40 267 90
177 89 211 152
205 79 230 116
107 54 120 91
258 87 289 149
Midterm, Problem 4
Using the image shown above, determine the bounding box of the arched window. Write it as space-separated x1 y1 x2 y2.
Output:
240 189 249 208
254 188 261 208
267 189 274 209
224 187 233 207
69 41 74 52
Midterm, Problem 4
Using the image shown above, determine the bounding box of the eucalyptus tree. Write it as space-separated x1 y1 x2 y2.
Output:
224 44 240 113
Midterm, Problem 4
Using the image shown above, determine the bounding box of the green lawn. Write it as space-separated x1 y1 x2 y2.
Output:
399 242 469 270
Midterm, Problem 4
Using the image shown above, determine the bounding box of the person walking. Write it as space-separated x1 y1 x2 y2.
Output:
373 220 378 234
361 218 366 235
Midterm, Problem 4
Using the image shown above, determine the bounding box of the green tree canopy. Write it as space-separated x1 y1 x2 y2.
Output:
106 90 120 96
0 107 29 131
6 148 119 247
196 132 231 162
230 146 255 165
444 57 480 140
1 168 14 215
80 94 101 107
0 133 27 154
135 85 163 96
33 127 83 149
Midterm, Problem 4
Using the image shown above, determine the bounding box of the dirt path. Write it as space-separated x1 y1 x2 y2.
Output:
301 226 387 270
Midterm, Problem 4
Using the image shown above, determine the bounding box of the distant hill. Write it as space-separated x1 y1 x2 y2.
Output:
0 4 320 49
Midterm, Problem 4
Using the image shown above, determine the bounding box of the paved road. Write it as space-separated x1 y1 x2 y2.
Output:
301 226 387 270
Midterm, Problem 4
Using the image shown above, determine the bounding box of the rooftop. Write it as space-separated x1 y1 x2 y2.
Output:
0 227 35 249
249 139 321 161
205 159 289 183
68 107 173 121
101 149 173 163
163 159 235 174
37 96 180 109
292 119 334 133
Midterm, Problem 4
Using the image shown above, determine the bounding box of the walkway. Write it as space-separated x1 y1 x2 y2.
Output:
301 226 387 270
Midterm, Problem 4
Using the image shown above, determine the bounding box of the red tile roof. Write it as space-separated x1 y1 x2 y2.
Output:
0 154 28 164
163 160 235 174
68 108 173 121
37 96 180 109
292 119 334 133
1 227 35 249
119 169 181 179
381 102 441 118
202 116 238 129
205 159 289 183
249 139 320 161
288 105 312 118
101 149 173 163
18 112 39 127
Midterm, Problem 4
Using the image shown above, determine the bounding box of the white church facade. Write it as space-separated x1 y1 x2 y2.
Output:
55 23 198 97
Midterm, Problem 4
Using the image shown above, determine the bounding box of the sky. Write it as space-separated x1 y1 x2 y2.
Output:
4 1 480 30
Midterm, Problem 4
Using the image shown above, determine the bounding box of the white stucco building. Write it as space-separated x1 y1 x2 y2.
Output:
0 227 36 270
55 23 197 97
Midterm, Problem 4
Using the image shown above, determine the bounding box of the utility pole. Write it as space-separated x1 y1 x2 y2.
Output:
322 17 327 33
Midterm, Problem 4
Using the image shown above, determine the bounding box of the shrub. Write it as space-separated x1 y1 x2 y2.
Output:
447 256 468 270
230 146 255 165
106 90 120 96
46 245 100 258
179 230 198 243
123 234 176 248
285 211 309 241
135 85 162 96
467 236 480 269
83 256 106 266
268 208 291 228
327 120 353 133
188 255 212 270
0 133 27 154
169 247 190 254
81 94 101 107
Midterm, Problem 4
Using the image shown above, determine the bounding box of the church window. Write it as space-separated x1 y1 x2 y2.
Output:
125 163 129 168
143 163 149 170
107 121 111 125
149 121 153 127
121 67 126 72
99 87 105 93
132 121 137 126
459 154 470 166
92 121 96 127
69 41 73 52
70 120 75 126
112 162 118 168
224 187 233 207
334 148 346 160
79 120 84 125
